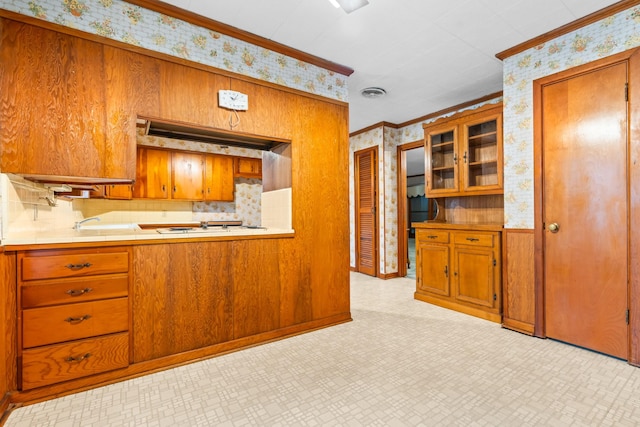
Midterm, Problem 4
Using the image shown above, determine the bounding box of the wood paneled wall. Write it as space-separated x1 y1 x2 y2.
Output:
0 18 350 404
501 229 535 335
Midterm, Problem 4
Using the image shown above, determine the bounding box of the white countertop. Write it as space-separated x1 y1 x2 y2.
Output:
1 224 295 246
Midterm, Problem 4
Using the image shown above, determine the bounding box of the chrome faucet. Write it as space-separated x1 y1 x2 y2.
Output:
74 217 100 230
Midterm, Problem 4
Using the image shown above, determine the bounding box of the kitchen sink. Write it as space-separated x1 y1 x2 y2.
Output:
156 226 266 234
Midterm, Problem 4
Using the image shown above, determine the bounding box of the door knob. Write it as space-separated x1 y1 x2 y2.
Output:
548 223 560 233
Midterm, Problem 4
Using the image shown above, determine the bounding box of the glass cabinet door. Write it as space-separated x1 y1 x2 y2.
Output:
462 114 502 192
426 126 458 194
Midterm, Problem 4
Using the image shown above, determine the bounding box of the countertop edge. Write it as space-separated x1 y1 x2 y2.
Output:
412 222 504 232
1 230 296 251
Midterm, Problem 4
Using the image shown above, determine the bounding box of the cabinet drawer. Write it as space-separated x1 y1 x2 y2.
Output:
21 332 129 390
21 251 129 281
23 298 129 348
22 274 129 308
416 229 449 243
453 232 494 247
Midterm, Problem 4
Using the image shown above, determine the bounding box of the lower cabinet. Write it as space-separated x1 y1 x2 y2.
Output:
414 225 501 322
17 247 131 390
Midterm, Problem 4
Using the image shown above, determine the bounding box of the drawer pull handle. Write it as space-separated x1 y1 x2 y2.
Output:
466 237 480 242
64 314 92 324
427 235 438 239
65 288 93 297
65 262 93 270
65 353 91 363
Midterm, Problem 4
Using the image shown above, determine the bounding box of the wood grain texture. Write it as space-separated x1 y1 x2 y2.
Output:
0 21 107 178
442 195 504 224
3 17 350 401
21 333 129 390
501 229 535 335
132 243 234 362
22 298 129 348
159 61 230 129
232 240 281 338
21 274 129 308
204 154 235 201
0 250 17 402
629 49 640 366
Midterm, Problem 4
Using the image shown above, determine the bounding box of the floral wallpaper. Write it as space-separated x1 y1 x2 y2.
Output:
349 98 502 275
503 5 640 229
0 0 348 101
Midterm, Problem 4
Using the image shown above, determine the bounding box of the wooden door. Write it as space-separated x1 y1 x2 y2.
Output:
134 147 170 199
355 147 377 276
205 154 234 201
542 62 628 359
172 152 204 200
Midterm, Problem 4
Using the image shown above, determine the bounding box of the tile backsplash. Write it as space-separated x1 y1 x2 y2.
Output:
1 174 263 236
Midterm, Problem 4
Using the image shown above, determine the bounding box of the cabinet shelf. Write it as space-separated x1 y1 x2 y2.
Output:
432 141 455 149
468 160 498 168
432 165 456 172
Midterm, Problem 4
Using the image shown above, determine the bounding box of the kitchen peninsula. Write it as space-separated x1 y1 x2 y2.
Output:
0 11 351 414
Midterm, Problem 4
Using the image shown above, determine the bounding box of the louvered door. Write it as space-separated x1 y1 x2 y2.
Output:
355 147 377 276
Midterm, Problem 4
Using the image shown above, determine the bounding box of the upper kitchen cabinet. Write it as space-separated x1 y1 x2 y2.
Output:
133 147 170 199
171 151 204 200
205 154 234 202
0 20 135 182
424 104 503 197
159 62 230 129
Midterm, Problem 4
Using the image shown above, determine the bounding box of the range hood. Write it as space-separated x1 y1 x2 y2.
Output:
138 116 289 151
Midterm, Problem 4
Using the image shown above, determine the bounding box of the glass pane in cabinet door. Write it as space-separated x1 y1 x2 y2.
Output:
430 130 455 190
466 119 498 188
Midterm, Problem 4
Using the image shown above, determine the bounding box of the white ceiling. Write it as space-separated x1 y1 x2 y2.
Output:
160 0 619 133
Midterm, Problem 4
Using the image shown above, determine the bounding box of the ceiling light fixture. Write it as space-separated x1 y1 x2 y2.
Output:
361 87 386 98
331 0 369 14
328 0 340 8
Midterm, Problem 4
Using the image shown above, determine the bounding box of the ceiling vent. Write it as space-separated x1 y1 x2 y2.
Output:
360 87 387 99
138 117 289 151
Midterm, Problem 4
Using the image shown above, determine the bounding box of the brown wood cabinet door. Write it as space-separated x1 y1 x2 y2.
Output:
134 147 170 199
172 152 204 200
205 155 234 201
234 157 262 178
417 243 450 297
454 247 496 309
0 22 106 178
355 148 377 276
105 184 132 200
425 125 459 196
542 61 628 360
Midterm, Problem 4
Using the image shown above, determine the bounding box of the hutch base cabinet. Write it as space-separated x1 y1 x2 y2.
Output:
413 223 502 323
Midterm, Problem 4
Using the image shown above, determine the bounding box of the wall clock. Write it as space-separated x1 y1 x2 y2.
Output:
218 90 249 111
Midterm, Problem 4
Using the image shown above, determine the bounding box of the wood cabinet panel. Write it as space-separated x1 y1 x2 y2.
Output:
21 251 129 281
0 21 107 178
232 240 281 339
21 274 129 308
171 151 204 200
105 184 133 200
21 333 129 390
133 147 170 199
205 154 234 201
501 230 535 335
228 79 291 138
0 251 17 400
160 62 230 129
132 243 233 362
234 157 262 179
417 243 450 297
454 247 496 308
22 298 128 348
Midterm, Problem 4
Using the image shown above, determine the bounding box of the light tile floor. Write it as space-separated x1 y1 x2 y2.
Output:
6 272 640 426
